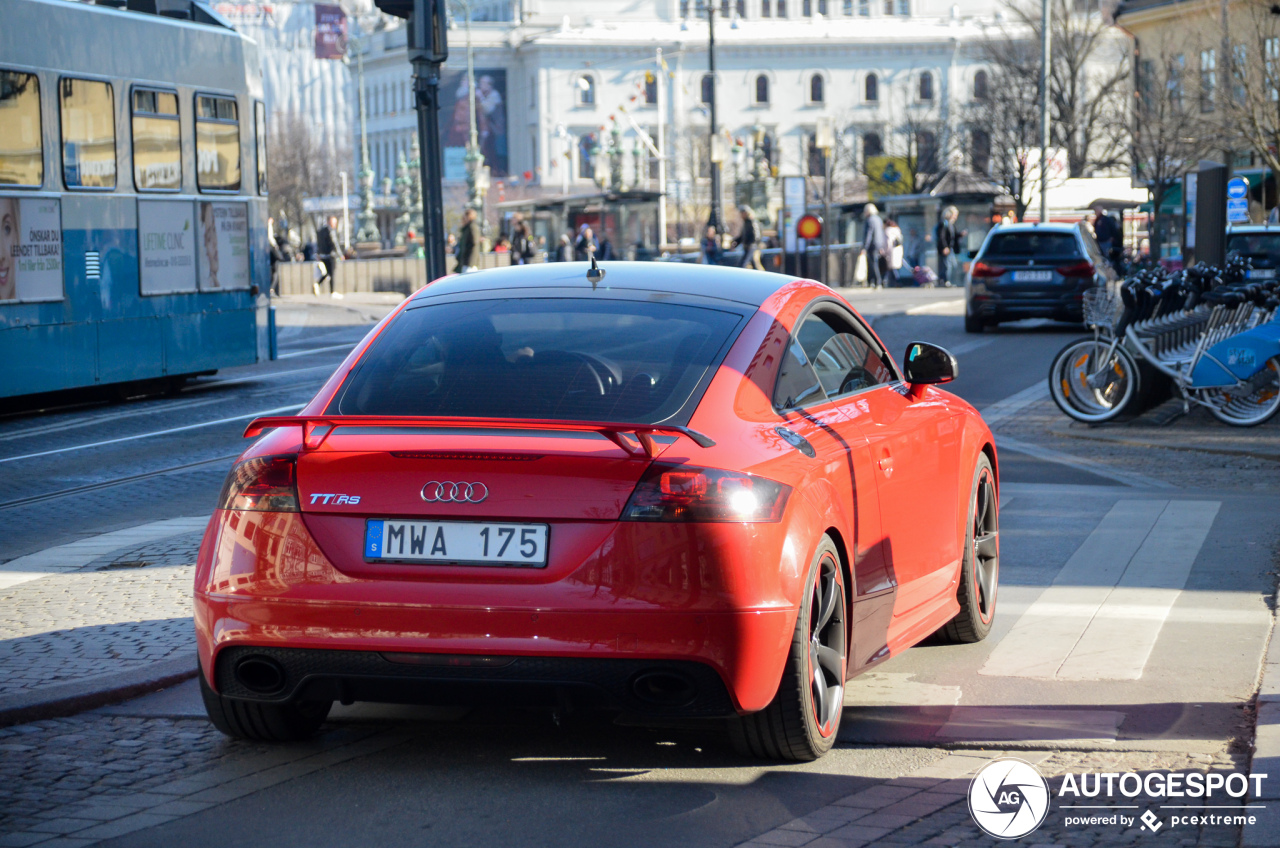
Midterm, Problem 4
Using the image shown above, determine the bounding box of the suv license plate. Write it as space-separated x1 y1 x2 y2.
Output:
365 519 549 567
1013 270 1054 282
1248 269 1277 280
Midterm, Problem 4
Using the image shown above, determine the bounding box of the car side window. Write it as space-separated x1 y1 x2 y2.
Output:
813 332 889 397
773 337 827 410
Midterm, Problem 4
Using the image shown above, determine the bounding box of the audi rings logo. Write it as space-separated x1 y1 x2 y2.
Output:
968 758 1051 840
420 481 489 503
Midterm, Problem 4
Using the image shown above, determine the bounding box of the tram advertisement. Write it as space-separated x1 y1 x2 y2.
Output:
138 200 197 295
0 195 62 303
197 201 249 291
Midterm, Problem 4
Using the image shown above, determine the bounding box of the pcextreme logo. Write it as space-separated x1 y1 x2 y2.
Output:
968 758 1051 839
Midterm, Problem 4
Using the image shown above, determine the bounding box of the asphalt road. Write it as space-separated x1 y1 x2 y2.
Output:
2 285 1276 848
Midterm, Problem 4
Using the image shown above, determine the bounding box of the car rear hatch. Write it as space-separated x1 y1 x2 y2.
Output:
974 230 1093 293
1227 233 1280 280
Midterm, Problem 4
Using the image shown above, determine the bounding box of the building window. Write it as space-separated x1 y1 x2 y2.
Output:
755 74 770 105
132 88 180 191
577 74 595 106
972 128 990 175
863 132 883 159
807 133 826 176
255 102 268 195
916 130 937 172
884 0 893 13
0 70 43 188
1234 44 1247 103
1200 49 1215 112
803 0 811 14
762 0 772 15
974 70 988 101
644 71 658 105
819 0 828 12
736 0 746 15
810 74 824 104
701 74 714 105
1267 38 1279 101
896 0 908 13
776 0 786 15
195 94 240 191
865 73 878 102
918 71 934 102
720 0 730 14
843 0 853 13
681 0 690 15
61 78 117 190
578 133 597 180
858 0 870 12
1170 54 1186 112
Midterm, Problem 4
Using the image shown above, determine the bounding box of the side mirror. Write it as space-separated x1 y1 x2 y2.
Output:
903 341 958 386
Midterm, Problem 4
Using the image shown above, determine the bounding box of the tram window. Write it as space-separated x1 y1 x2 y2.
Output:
0 71 42 187
60 78 116 189
132 88 180 191
196 94 240 192
254 101 267 195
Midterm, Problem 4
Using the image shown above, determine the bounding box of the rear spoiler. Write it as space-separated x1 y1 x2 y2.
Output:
243 416 715 458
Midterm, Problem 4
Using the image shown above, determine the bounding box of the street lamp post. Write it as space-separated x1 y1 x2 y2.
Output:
460 1 487 225
701 1 724 234
350 23 380 245
1038 0 1052 224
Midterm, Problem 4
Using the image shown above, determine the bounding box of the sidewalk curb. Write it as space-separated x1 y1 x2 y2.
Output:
1245 608 1280 846
1048 420 1280 464
0 652 197 728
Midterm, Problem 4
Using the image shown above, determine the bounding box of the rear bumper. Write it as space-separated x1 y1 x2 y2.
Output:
969 292 1084 323
193 510 799 714
211 645 738 718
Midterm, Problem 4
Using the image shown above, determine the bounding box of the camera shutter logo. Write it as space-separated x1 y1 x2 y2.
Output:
420 482 489 503
968 757 1051 839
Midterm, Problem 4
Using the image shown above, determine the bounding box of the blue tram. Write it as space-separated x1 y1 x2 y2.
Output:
0 0 271 400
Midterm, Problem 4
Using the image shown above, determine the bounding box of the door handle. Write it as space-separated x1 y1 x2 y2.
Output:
878 453 894 477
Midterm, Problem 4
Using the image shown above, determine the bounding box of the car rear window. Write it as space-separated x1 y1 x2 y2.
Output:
984 232 1081 259
330 298 744 424
1228 233 1280 264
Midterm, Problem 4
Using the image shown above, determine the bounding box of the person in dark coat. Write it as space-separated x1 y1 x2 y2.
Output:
1092 205 1121 269
574 226 599 261
702 225 722 265
315 216 339 295
731 205 763 270
862 204 888 288
597 235 616 261
510 220 535 265
934 206 965 287
456 208 482 273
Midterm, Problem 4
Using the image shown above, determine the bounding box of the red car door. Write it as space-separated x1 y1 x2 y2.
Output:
773 308 897 672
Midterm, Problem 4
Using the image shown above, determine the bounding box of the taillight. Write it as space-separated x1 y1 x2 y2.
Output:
621 462 791 523
970 261 1006 278
1057 260 1095 278
217 455 299 512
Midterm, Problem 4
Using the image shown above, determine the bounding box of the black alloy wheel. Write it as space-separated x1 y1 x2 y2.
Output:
807 552 847 737
941 454 998 643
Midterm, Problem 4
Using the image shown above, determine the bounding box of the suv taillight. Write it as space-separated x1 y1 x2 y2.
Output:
621 463 791 523
970 261 1006 278
1056 260 1095 278
217 455 299 512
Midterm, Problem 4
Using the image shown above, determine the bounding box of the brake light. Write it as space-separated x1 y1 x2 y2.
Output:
970 261 1006 278
217 455 299 512
1056 260 1095 278
621 463 791 522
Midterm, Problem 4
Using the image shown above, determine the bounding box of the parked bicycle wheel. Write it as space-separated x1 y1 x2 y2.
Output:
1203 356 1280 427
1049 338 1140 423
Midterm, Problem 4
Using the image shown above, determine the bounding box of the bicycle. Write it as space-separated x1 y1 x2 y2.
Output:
1049 257 1280 426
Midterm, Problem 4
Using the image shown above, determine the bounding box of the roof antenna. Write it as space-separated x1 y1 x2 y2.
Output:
586 254 606 289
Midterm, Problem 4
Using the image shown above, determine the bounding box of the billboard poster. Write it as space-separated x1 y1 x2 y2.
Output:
0 195 62 303
314 4 348 60
197 201 250 291
138 200 196 295
441 69 508 180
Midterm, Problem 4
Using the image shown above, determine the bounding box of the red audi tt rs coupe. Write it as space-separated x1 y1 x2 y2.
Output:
195 261 999 760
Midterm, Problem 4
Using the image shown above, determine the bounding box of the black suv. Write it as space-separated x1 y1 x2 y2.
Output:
963 222 1116 333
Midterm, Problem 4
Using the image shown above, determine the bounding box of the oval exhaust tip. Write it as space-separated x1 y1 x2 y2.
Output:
630 670 697 707
234 656 287 695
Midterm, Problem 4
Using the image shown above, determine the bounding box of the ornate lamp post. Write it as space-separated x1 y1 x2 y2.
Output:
458 0 487 224
349 20 380 245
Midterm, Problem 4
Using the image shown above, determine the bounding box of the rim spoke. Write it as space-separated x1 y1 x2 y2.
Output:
811 648 827 720
817 643 843 678
815 572 837 631
976 481 989 527
975 531 999 560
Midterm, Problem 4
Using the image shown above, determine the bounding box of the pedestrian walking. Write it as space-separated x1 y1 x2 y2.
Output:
574 225 599 261
597 234 616 261
510 219 535 265
315 215 341 297
457 208 482 273
884 217 904 285
701 225 722 266
862 204 888 288
731 205 763 270
935 206 964 288
1091 205 1121 271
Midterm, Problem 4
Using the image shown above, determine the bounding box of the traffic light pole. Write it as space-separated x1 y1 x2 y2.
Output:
413 59 447 281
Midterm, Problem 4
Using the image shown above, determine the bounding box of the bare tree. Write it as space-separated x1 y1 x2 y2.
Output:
981 0 1131 178
267 110 352 233
1222 0 1280 182
966 53 1041 220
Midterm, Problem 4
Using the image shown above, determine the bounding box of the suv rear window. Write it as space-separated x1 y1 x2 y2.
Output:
331 298 743 423
984 232 1081 259
1228 233 1280 265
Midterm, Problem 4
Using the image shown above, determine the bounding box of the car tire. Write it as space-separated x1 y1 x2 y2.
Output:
939 454 998 644
199 665 331 742
964 311 984 334
730 536 847 762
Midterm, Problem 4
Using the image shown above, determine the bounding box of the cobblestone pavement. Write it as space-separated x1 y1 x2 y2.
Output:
0 533 201 699
739 749 1253 848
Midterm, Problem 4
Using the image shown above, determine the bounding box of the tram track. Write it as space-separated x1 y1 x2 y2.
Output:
0 453 240 511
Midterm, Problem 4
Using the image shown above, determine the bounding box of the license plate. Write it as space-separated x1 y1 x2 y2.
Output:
1248 269 1277 280
365 519 549 567
1013 270 1054 282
